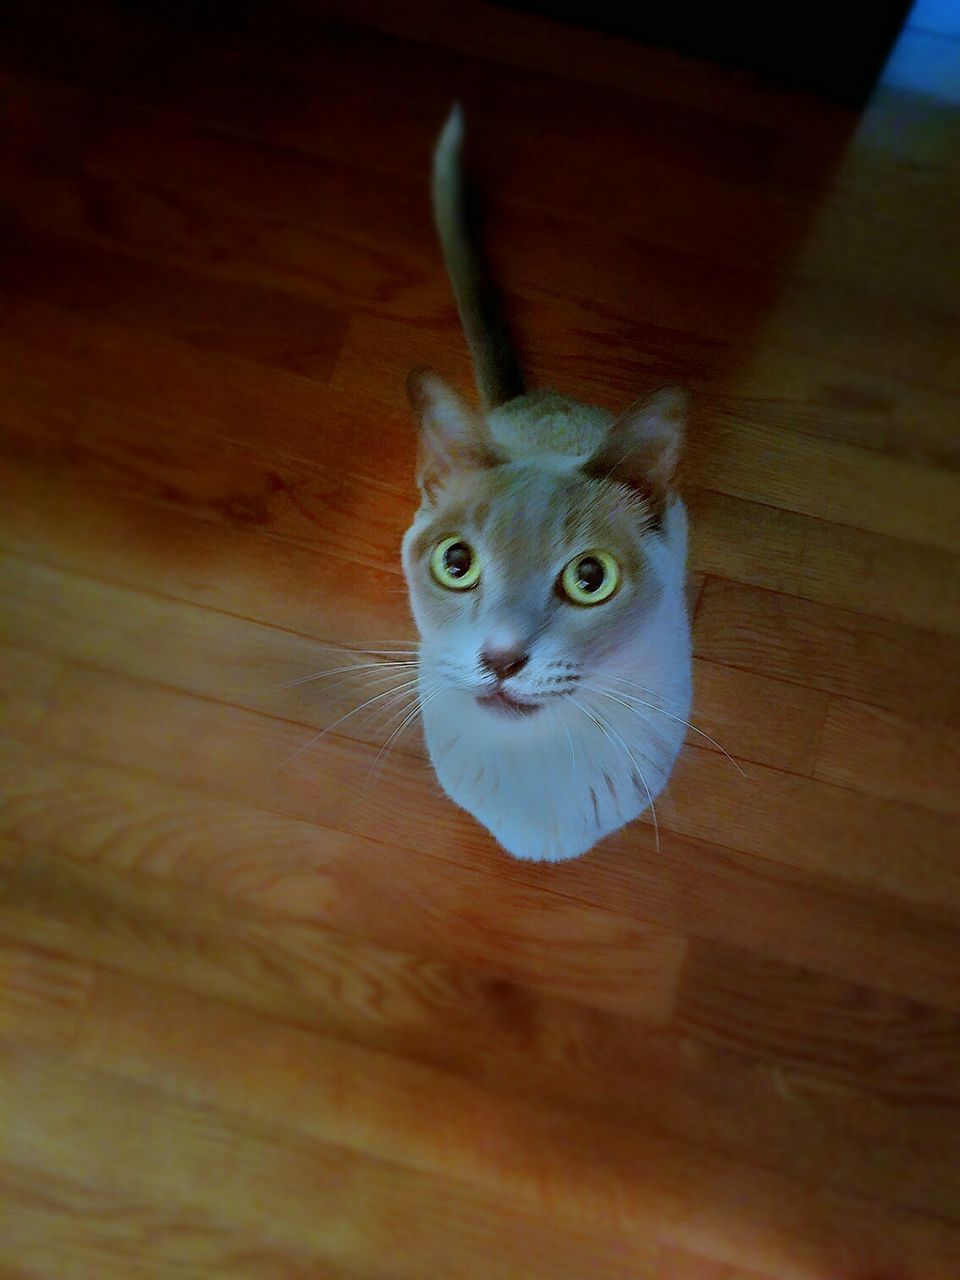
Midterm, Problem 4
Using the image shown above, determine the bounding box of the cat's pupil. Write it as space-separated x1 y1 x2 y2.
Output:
444 542 472 577
577 557 605 593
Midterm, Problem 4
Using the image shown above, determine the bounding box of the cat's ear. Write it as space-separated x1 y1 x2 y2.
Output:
406 368 504 499
583 388 687 495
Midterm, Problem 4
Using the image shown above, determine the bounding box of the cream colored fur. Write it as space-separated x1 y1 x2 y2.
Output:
400 110 692 862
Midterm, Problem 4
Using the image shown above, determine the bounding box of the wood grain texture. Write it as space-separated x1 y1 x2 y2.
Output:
695 576 960 723
0 1162 367 1280
1 1 959 1276
2 847 959 1223
815 697 960 814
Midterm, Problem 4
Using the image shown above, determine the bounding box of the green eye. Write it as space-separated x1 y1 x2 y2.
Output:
430 535 481 590
560 549 620 606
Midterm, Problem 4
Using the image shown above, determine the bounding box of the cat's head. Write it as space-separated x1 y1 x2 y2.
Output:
401 371 687 720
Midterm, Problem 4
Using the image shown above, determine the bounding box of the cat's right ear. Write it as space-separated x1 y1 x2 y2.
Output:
583 388 687 495
406 368 504 500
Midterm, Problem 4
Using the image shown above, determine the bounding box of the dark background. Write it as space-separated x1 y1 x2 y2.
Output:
501 0 913 101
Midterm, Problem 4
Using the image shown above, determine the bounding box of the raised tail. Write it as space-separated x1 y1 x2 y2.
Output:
432 105 525 411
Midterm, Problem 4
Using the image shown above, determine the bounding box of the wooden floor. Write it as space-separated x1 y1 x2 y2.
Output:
2 1 959 1276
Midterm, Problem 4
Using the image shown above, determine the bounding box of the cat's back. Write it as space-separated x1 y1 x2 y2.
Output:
487 389 612 461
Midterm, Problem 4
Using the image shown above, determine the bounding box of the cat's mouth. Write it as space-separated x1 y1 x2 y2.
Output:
475 689 542 717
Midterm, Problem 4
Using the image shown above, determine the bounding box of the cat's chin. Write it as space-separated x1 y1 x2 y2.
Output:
420 676 687 863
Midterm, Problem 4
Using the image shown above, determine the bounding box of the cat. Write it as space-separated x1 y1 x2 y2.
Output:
401 105 692 862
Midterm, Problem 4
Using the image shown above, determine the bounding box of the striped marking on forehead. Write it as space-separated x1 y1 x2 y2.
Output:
482 474 574 551
471 498 492 532
419 462 659 566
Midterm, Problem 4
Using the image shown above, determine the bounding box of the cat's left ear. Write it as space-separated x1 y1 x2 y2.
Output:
583 388 687 494
406 368 504 499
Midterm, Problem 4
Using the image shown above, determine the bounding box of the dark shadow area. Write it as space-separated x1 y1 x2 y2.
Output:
497 0 913 103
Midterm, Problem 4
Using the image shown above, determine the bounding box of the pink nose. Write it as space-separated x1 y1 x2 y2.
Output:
481 647 530 681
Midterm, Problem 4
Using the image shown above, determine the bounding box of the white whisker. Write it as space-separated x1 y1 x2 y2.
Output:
364 683 444 793
355 675 422 727
288 640 419 663
374 686 422 730
560 711 577 774
327 641 419 654
597 676 746 776
311 639 418 650
350 649 420 657
294 666 418 712
280 676 422 768
271 659 417 693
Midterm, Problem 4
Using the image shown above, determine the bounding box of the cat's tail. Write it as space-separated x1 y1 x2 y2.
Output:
432 104 525 411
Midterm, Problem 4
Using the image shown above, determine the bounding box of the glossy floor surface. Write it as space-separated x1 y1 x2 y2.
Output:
1 2 959 1276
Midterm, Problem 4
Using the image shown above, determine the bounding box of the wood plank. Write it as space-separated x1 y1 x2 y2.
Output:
657 1248 769 1280
8 366 957 653
0 0 816 133
1 1044 650 1280
0 364 829 783
815 697 960 815
0 296 376 470
789 88 960 318
0 117 442 326
689 660 825 775
330 233 957 416
1 1 959 1273
7 4 945 310
668 747 959 911
0 130 799 409
10 284 958 505
4 281 957 642
0 1161 359 1280
2 148 955 473
0 540 823 784
695 576 960 724
592 834 960 1014
757 260 959 395
0 377 412 573
7 670 960 1015
687 487 960 635
0 738 684 1020
685 410 960 554
6 340 958 645
0 846 682 1075
1 555 953 922
297 321 960 638
63 974 960 1277
3 2 955 391
0 642 64 741
0 70 799 312
714 346 960 469
8 842 954 1115
0 550 415 719
12 641 953 918
4 846 960 1223
0 10 807 192
677 938 960 1101
2 51 954 423
0 481 418 655
0 941 92 1046
360 296 954 583
0 218 349 381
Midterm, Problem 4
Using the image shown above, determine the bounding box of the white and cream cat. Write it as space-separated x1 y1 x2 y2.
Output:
401 107 692 862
